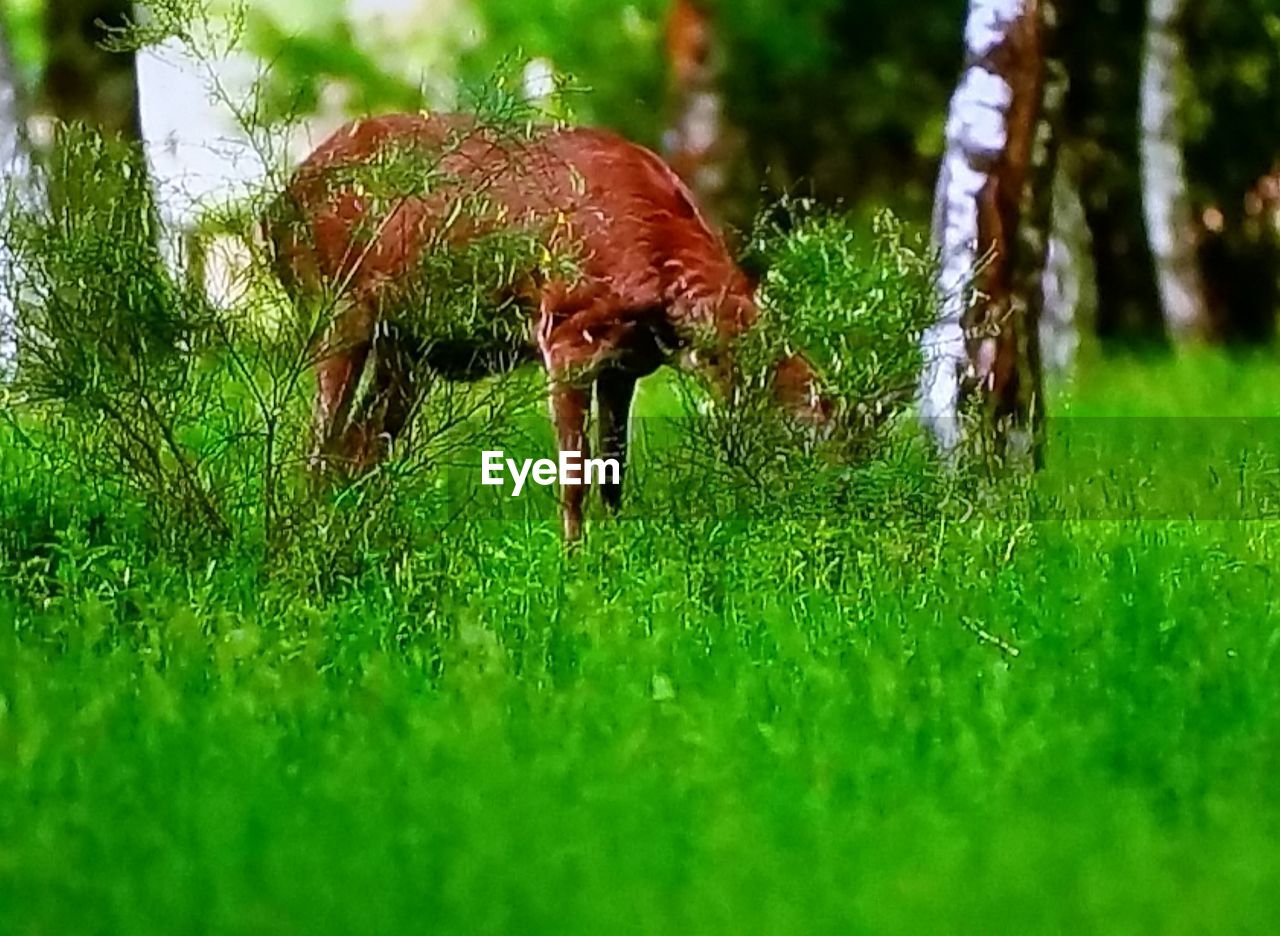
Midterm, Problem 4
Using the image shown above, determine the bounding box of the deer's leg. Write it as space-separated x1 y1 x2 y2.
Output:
342 326 423 472
595 368 637 513
536 288 631 541
312 343 371 476
311 300 376 476
371 335 421 457
548 382 592 543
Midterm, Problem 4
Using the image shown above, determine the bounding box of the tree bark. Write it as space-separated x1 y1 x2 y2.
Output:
1140 0 1212 343
1040 152 1096 378
41 0 143 140
1058 1 1163 346
662 0 731 221
0 16 33 377
920 0 1057 461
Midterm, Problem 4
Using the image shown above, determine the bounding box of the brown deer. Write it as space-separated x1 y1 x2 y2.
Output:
264 112 830 541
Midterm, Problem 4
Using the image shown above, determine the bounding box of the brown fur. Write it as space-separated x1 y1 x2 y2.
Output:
266 112 826 540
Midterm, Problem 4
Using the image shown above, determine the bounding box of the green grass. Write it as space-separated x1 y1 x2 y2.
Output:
3 352 1280 934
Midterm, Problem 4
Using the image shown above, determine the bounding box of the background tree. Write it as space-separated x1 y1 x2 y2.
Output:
37 0 155 259
713 0 966 229
1059 0 1163 346
920 0 1058 459
40 0 142 138
458 0 667 147
1141 0 1213 343
1183 0 1280 343
0 12 34 376
662 0 734 220
1039 153 1097 378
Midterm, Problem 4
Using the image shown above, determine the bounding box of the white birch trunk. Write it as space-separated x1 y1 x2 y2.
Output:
0 20 32 378
136 28 278 305
1140 0 1210 343
1040 158 1095 378
920 0 1035 451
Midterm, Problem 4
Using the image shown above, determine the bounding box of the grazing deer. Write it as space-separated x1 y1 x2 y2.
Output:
265 112 830 541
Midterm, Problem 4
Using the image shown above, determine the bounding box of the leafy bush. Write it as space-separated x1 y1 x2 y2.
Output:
5 125 231 546
752 205 936 418
652 201 940 523
2 0 943 569
1 104 562 565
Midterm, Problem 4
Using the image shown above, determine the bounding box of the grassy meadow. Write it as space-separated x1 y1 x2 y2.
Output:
2 351 1280 934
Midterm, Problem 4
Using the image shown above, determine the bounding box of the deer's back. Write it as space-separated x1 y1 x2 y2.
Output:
267 113 755 340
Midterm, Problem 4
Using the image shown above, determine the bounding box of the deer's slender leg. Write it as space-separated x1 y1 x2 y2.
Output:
312 343 371 475
595 369 637 513
342 328 423 472
548 382 592 543
538 288 649 541
371 335 422 455
311 298 378 476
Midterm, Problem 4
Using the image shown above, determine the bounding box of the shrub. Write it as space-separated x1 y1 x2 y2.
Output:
651 201 941 524
2 1 944 567
1 106 558 566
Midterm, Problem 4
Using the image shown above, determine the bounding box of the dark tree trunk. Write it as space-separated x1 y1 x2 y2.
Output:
42 1 159 271
920 0 1059 463
41 0 142 140
1060 0 1164 347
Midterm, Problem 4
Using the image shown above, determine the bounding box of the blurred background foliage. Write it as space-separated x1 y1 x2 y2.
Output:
1185 0 1280 342
2 0 1280 344
0 0 967 218
3 0 44 87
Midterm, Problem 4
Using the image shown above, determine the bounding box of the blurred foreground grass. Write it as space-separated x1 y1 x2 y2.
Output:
2 352 1280 934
